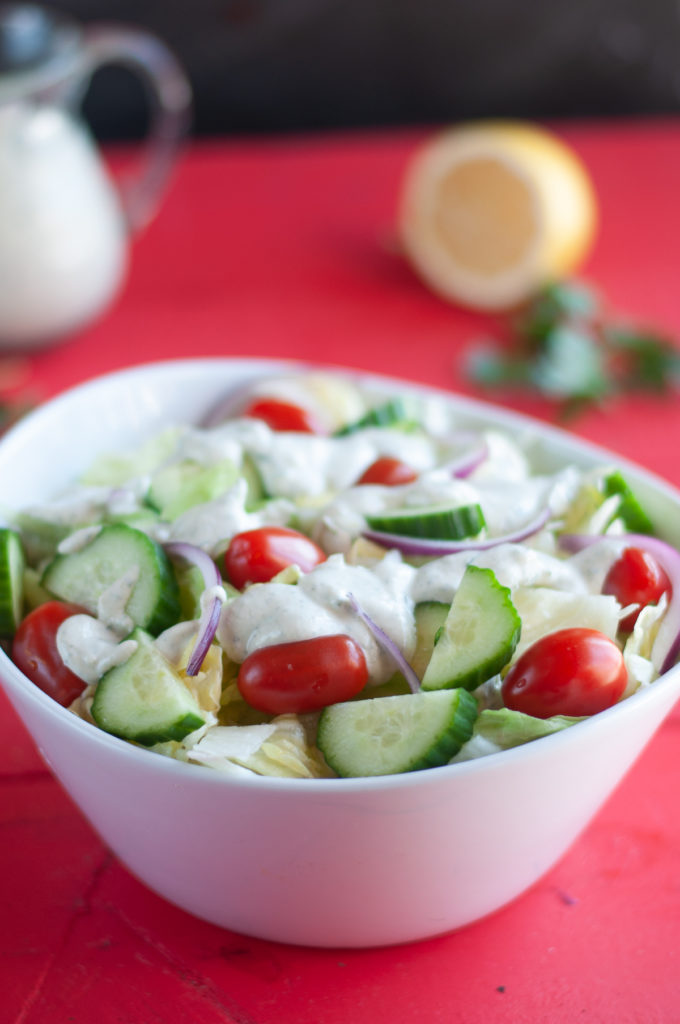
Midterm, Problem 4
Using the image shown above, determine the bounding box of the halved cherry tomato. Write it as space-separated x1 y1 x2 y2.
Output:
501 627 627 719
12 601 88 707
237 634 368 713
357 456 418 487
242 397 323 434
602 546 671 631
224 526 326 589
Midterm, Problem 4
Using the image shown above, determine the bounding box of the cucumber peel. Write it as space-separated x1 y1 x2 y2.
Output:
91 628 205 746
318 688 478 777
0 528 25 635
603 470 654 534
42 523 181 635
366 502 485 541
333 398 412 436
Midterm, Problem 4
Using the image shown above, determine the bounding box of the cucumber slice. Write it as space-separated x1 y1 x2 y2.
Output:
334 398 411 436
176 562 237 620
317 688 478 777
22 566 51 613
603 470 654 534
147 459 239 520
366 502 485 541
91 628 205 745
411 601 450 678
42 523 181 635
421 565 521 691
0 528 25 635
241 454 267 509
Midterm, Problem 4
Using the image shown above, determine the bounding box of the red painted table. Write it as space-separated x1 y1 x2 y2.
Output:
2 120 680 1024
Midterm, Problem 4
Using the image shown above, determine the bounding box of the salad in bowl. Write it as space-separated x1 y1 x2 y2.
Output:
3 365 678 781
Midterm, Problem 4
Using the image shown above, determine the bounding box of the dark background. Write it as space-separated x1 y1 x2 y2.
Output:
36 0 680 136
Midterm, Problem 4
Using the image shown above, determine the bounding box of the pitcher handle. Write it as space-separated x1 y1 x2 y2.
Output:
79 25 192 232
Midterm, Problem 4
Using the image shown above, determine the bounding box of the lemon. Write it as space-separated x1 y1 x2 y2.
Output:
398 121 598 311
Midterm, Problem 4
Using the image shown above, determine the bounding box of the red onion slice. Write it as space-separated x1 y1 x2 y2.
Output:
560 532 680 674
165 542 226 675
346 592 420 693
362 506 551 558
443 440 489 479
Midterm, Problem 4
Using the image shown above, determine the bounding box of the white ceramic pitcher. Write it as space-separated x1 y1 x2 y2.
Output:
0 4 191 348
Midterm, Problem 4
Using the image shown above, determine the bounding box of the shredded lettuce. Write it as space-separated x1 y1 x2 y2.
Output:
451 707 584 762
188 715 333 778
621 595 667 697
80 426 181 487
511 587 621 658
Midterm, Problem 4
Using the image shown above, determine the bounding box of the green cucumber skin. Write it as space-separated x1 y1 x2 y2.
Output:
91 628 204 746
421 565 521 693
128 712 205 748
318 688 478 778
366 503 485 541
334 398 410 436
241 454 268 509
42 523 181 636
603 470 654 534
0 528 25 636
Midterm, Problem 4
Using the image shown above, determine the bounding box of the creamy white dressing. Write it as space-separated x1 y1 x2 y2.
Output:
167 478 292 556
411 543 588 605
24 485 112 527
473 468 581 535
469 431 531 484
105 481 150 518
16 371 668 780
57 615 137 684
97 565 139 636
0 104 127 346
218 552 416 684
248 429 439 500
57 524 102 554
172 418 271 467
25 478 150 532
154 620 199 666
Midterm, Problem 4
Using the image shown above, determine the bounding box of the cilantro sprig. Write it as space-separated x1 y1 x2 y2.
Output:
466 281 680 417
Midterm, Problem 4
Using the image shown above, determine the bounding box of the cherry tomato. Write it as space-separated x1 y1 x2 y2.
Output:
501 627 627 719
602 546 672 631
242 397 323 433
356 456 418 487
224 526 327 589
237 634 369 713
12 601 88 707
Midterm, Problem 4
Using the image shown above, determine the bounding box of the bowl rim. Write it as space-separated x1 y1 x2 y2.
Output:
2 354 680 794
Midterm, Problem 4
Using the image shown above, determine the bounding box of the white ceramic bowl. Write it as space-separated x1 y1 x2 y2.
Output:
2 358 680 949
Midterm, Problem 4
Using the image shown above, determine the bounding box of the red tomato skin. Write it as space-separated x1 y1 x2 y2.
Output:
242 397 323 434
357 456 418 487
501 627 627 719
224 526 327 590
12 601 88 706
602 547 672 631
237 634 369 714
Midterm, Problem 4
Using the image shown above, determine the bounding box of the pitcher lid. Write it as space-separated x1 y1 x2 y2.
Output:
0 4 81 98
